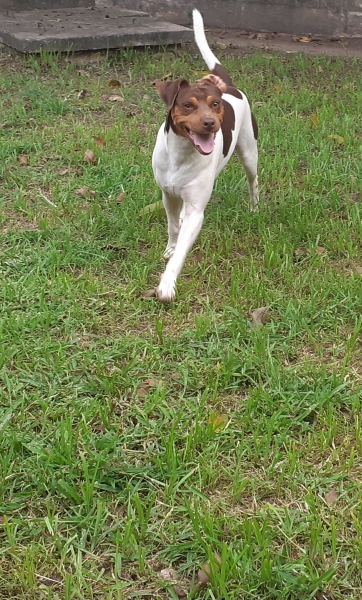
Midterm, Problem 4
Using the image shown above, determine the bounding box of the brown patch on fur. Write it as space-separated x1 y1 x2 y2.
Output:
158 80 224 139
155 79 190 133
221 99 235 157
212 63 234 88
224 87 243 100
251 112 258 140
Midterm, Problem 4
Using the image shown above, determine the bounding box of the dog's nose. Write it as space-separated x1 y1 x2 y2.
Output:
202 118 215 130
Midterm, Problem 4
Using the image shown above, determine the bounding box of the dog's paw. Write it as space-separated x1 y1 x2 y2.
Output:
163 245 176 259
156 278 176 303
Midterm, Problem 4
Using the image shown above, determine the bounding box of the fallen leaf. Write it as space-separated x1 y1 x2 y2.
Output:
83 149 97 164
325 489 339 506
197 552 222 588
173 585 187 598
197 563 210 588
328 134 344 145
137 378 160 397
77 89 87 99
310 113 319 129
316 246 327 255
109 94 124 102
159 568 178 582
355 267 362 276
75 187 88 196
139 201 165 217
250 306 269 327
18 154 28 166
294 247 305 257
208 413 228 432
349 192 360 203
315 592 337 600
59 168 69 175
94 136 105 147
274 84 281 92
109 79 121 87
141 289 157 298
299 36 311 43
116 191 125 204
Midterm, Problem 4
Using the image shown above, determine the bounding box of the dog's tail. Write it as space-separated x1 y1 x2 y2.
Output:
192 9 234 87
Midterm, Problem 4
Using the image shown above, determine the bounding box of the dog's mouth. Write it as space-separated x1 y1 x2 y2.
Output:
184 130 216 155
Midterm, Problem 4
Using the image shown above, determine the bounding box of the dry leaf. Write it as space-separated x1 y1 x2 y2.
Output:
197 563 210 588
316 246 327 255
294 247 305 257
109 79 121 87
141 288 157 298
83 149 97 164
299 36 311 43
139 201 165 217
75 187 88 196
116 191 125 204
325 489 339 506
59 168 69 175
197 552 222 588
250 306 269 327
173 585 187 598
160 71 172 82
77 89 87 99
310 113 319 129
355 267 362 276
137 378 160 397
18 154 28 166
274 84 281 92
349 192 360 203
94 136 105 147
159 568 178 582
208 413 228 432
109 94 124 102
328 134 345 145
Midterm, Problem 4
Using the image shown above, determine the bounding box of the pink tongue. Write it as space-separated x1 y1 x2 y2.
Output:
193 133 214 154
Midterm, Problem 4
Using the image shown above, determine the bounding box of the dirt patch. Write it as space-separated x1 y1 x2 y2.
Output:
208 28 362 59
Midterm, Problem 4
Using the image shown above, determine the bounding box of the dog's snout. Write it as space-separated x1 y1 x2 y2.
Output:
202 117 215 130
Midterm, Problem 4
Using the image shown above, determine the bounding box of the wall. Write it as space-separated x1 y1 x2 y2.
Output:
1 0 361 36
116 0 362 36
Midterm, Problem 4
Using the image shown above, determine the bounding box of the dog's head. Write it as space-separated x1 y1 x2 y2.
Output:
155 75 226 155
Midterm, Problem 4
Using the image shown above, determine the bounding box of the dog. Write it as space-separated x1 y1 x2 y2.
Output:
152 8 259 302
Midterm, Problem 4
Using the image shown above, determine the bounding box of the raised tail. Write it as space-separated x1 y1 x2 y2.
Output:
192 9 234 87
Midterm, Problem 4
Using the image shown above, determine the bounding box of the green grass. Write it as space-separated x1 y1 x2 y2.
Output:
0 43 361 600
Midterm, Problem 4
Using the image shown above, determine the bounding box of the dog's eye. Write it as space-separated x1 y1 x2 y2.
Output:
213 101 220 108
183 103 193 109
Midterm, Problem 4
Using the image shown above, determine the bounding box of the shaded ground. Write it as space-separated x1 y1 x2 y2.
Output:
208 28 362 59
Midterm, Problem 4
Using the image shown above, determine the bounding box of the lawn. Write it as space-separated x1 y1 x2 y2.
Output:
0 42 361 600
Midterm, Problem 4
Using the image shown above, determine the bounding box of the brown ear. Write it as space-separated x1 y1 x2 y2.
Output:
155 79 189 108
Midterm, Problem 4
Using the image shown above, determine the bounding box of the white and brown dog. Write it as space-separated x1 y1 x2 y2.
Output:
152 9 259 302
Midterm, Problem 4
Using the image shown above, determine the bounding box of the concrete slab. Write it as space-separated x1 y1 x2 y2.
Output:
0 6 193 53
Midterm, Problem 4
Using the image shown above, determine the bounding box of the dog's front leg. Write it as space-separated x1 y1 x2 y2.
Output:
162 191 182 258
156 199 206 302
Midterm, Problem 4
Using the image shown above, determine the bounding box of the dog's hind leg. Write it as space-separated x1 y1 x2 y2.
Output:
162 191 182 258
235 115 259 210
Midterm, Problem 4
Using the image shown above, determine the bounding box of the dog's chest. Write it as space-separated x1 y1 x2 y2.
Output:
152 127 223 192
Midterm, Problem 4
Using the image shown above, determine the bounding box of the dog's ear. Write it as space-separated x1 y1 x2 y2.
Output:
155 79 189 108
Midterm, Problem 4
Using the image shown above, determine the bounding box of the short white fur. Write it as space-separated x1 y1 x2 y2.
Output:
152 9 259 302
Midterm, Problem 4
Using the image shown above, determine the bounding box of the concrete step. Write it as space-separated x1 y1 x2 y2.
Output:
0 5 193 52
